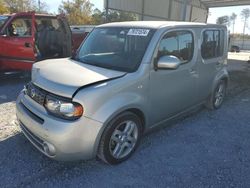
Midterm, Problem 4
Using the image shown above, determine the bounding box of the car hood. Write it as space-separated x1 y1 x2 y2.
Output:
32 58 126 98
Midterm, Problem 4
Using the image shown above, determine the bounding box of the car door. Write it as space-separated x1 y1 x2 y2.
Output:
197 29 225 101
149 29 198 126
0 13 35 72
57 15 72 57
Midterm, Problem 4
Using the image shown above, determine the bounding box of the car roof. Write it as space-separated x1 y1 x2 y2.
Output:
3 12 57 18
97 21 226 29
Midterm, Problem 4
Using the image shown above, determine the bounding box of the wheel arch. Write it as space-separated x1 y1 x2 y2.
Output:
221 76 229 88
93 107 146 157
211 68 229 93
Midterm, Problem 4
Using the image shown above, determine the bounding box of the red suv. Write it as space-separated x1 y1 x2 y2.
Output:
0 12 72 74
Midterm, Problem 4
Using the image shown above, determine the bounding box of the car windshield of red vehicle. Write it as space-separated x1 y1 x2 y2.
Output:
0 16 9 28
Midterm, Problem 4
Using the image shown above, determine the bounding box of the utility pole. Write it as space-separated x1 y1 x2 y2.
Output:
141 0 145 21
242 17 246 49
182 0 188 21
105 0 109 23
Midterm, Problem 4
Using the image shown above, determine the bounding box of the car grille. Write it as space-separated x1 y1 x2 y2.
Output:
25 82 47 105
19 121 44 151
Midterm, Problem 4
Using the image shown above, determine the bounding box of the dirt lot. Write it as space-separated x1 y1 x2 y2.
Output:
0 54 250 187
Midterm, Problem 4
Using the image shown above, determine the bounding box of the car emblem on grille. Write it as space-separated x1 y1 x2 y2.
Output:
30 88 36 98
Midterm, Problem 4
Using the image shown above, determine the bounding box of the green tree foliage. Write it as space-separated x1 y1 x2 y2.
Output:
241 8 250 21
1 0 47 14
91 9 138 25
108 10 137 22
58 0 93 25
0 0 9 14
230 13 237 34
240 8 250 48
241 8 250 34
4 0 34 13
216 15 230 26
91 8 103 24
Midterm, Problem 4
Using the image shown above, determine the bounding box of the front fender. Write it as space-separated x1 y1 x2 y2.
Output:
76 91 148 157
94 92 147 125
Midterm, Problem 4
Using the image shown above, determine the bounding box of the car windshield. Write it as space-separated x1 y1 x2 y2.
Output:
0 16 9 28
76 27 155 72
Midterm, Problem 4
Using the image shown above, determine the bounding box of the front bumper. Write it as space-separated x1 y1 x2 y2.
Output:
16 91 103 161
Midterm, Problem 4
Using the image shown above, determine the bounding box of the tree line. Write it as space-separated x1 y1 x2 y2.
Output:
216 8 250 36
0 0 137 25
0 0 47 14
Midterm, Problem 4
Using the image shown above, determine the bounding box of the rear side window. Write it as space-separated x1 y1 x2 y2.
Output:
158 31 194 63
201 30 224 59
36 18 60 30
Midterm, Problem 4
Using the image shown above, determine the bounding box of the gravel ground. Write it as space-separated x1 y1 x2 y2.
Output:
0 57 250 187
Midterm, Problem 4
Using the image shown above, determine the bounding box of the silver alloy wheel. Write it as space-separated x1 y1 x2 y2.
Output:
109 120 139 159
214 83 225 107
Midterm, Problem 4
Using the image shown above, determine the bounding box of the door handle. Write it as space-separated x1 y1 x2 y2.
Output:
189 68 198 78
24 42 31 48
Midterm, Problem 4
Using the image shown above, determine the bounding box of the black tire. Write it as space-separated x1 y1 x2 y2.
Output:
98 111 143 165
206 80 226 110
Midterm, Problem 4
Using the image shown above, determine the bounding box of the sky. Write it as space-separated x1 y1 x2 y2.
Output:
44 0 249 34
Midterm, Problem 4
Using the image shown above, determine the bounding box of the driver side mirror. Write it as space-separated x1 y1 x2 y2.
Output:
157 55 181 70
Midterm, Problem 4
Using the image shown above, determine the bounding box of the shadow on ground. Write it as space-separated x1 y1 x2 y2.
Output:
0 75 30 104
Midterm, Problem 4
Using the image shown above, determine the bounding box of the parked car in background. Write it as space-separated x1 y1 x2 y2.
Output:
0 12 90 75
16 21 229 164
230 45 240 53
71 25 95 54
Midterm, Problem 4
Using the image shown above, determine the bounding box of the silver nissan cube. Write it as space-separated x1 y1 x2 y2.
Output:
16 21 229 164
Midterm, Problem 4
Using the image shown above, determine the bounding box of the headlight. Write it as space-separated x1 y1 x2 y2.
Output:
44 95 83 120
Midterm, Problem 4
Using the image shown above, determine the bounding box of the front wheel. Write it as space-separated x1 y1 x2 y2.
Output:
206 80 226 110
98 112 143 165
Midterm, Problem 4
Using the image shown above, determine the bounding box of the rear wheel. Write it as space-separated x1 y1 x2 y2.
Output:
98 112 143 165
206 80 226 110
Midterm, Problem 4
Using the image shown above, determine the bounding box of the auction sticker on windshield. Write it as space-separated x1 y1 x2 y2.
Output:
127 29 150 36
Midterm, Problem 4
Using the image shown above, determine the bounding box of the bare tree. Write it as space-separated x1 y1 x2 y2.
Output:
36 0 48 13
230 13 237 34
241 8 250 49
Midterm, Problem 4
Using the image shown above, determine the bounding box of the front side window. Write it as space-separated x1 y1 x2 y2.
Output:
6 17 32 37
77 27 155 72
158 31 194 63
201 30 224 59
